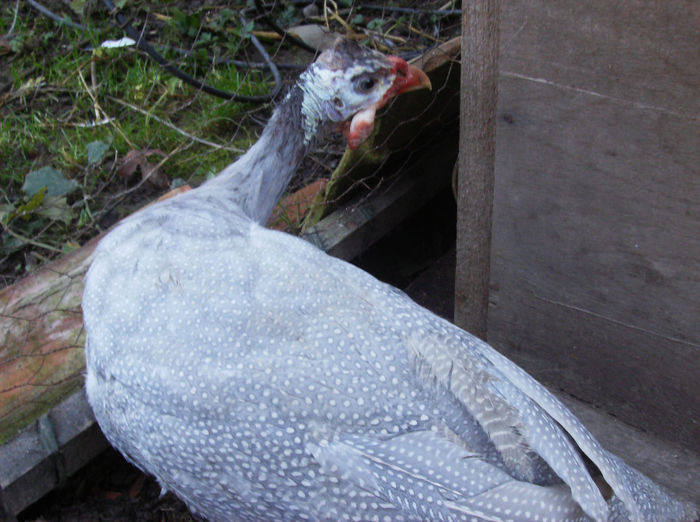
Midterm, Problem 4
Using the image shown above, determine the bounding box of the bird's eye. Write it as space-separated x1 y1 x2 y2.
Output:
357 77 377 92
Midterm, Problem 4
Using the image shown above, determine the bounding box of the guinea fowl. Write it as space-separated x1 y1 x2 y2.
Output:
83 39 695 521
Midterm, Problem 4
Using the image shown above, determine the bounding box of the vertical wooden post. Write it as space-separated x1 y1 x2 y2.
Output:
454 0 500 339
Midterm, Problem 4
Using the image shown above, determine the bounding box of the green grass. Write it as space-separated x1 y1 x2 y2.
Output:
0 2 272 282
0 1 459 283
1 9 266 183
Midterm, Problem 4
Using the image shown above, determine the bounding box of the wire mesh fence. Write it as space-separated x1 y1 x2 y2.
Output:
0 0 462 444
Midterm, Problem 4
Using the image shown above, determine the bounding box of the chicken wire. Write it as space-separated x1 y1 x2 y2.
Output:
0 0 461 444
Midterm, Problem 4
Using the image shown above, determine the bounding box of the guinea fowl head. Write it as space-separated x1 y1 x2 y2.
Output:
204 38 431 223
298 38 431 149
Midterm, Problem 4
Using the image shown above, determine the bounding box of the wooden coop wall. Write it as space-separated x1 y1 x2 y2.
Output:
481 1 699 449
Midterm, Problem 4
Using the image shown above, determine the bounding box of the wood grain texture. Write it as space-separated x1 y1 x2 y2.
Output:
454 0 501 338
0 392 109 515
559 393 700 506
0 240 95 444
488 0 700 448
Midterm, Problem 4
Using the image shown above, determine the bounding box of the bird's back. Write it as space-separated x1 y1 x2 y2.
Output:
83 193 695 521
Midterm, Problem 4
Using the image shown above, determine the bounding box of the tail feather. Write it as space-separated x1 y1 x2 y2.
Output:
405 329 608 520
469 332 697 521
307 430 590 521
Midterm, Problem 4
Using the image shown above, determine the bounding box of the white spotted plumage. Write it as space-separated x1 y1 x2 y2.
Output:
83 39 696 521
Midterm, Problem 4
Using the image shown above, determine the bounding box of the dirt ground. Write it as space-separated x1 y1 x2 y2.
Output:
17 448 193 522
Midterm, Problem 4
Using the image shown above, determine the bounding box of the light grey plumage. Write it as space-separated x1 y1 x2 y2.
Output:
83 39 696 521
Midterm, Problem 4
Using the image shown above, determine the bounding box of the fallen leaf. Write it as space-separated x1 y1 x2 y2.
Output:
116 149 169 190
0 38 13 55
22 167 79 198
70 0 86 16
268 178 328 230
287 25 343 51
86 140 110 165
115 149 142 179
16 187 47 219
36 196 75 224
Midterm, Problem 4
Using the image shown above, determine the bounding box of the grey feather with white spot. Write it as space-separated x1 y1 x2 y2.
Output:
83 39 697 521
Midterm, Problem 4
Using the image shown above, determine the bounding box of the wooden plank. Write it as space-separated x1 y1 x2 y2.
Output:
499 1 699 115
0 239 95 445
559 393 700 506
454 0 500 338
0 391 109 516
489 0 700 448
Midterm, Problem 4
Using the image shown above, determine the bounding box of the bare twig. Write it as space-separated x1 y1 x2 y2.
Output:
26 0 86 31
102 0 282 102
1 224 62 253
408 25 441 44
359 5 461 16
365 29 406 46
106 96 243 153
254 0 317 54
89 56 100 122
158 45 307 70
323 2 355 37
3 0 20 37
76 68 135 149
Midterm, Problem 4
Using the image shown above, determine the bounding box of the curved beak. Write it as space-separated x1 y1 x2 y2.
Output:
380 56 432 106
346 56 432 150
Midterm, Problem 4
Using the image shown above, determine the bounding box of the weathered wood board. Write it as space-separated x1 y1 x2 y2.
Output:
485 0 700 449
